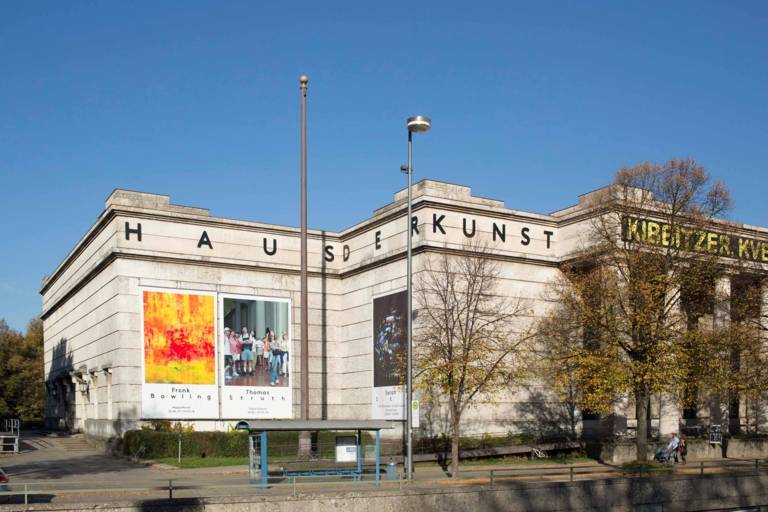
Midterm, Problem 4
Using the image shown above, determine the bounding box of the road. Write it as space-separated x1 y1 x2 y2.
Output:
0 431 758 508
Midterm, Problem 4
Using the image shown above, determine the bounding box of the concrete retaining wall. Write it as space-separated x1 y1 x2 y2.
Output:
84 419 140 439
590 438 760 464
10 473 768 512
686 439 724 459
727 438 768 459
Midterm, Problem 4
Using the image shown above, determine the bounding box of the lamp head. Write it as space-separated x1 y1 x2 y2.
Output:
407 115 431 133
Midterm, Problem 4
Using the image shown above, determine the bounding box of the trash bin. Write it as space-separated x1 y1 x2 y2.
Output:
386 462 398 480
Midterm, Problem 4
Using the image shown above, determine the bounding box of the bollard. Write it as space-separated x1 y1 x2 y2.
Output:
293 476 297 497
24 484 28 505
756 459 760 475
490 470 494 486
569 467 574 482
700 461 704 476
169 479 173 500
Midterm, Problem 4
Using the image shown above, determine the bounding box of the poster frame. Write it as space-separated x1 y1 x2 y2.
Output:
217 292 293 420
139 286 219 420
370 288 408 421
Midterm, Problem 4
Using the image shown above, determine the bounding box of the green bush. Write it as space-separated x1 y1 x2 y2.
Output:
123 430 375 460
123 430 249 458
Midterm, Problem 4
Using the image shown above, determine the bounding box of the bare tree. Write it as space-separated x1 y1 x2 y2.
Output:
413 243 534 478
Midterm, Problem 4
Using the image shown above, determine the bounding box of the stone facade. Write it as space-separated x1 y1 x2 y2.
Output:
41 180 768 439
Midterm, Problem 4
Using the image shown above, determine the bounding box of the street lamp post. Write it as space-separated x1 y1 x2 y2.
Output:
404 115 430 480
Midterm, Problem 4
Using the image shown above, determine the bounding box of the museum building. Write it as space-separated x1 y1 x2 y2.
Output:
41 180 768 439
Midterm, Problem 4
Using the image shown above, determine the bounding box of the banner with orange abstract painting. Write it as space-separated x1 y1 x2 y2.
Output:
141 289 219 418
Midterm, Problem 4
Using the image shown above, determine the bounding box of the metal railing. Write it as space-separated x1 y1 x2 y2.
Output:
0 458 767 506
0 419 20 454
1 419 19 437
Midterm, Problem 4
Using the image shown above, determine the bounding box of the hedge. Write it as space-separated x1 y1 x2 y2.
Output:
123 430 375 459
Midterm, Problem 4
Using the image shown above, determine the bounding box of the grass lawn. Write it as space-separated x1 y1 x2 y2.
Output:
155 456 250 468
620 460 674 473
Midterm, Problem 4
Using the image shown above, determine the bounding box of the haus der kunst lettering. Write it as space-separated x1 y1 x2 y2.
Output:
41 180 768 439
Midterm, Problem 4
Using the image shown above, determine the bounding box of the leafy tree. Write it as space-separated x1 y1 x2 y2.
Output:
413 243 534 478
540 160 732 460
0 317 45 421
695 277 768 434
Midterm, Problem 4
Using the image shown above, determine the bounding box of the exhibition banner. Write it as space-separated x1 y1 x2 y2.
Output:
219 295 292 419
141 290 219 419
371 290 407 420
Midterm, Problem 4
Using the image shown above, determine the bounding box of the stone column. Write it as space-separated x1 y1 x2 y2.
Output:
757 282 768 432
659 283 683 435
761 281 768 342
714 276 731 328
716 276 742 434
707 277 731 430
659 394 681 436
91 373 99 421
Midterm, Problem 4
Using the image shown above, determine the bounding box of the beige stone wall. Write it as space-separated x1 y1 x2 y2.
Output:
39 181 574 437
42 180 768 439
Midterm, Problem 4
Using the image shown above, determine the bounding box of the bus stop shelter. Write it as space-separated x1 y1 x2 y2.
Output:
238 420 396 487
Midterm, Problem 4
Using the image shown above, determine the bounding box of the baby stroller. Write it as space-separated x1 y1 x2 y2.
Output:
654 447 675 463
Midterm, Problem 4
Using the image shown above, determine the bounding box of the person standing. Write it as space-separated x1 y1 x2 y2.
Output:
667 433 680 463
679 434 687 465
280 332 289 376
262 329 272 372
222 327 233 379
231 331 242 377
240 327 254 376
270 329 282 386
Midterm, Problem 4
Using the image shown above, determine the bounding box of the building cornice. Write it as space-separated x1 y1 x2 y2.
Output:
40 244 561 320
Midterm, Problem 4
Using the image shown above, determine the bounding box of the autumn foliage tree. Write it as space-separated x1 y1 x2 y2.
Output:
414 243 534 478
540 160 732 460
693 277 768 433
0 318 45 421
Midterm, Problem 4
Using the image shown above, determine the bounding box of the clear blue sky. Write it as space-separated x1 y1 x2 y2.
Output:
1 1 766 331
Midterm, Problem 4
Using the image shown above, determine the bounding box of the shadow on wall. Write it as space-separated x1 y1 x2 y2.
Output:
47 337 74 431
513 386 581 442
138 498 204 511
321 230 328 420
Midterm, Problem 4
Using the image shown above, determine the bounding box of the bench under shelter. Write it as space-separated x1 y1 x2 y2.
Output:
237 420 397 486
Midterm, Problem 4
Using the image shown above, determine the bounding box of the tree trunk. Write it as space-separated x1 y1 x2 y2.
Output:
635 386 650 461
646 395 652 441
451 419 461 478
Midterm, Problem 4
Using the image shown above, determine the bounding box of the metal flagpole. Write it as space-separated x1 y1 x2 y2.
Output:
300 75 309 422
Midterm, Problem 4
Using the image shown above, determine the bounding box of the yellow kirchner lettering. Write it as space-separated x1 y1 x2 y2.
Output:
707 232 719 254
647 221 660 244
694 231 707 252
661 224 672 247
622 216 767 263
719 235 731 257
739 238 751 259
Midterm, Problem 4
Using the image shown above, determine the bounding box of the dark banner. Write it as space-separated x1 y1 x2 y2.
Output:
371 290 407 420
373 290 407 387
622 216 768 263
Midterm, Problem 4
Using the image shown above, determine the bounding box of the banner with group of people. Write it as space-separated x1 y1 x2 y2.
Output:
140 288 291 419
